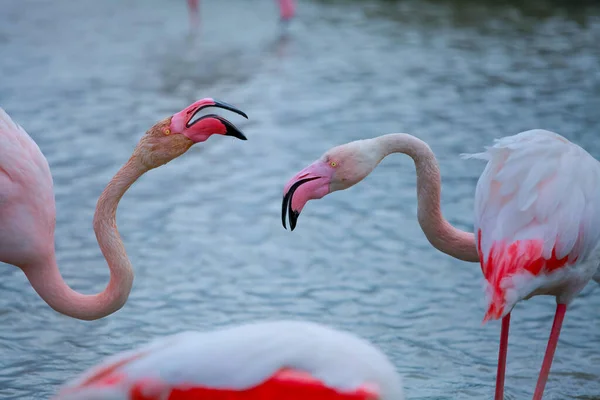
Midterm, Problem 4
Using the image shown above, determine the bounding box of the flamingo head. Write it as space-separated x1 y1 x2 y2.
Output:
282 139 382 230
136 98 247 169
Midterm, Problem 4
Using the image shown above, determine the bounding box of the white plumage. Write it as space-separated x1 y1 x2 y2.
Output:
54 320 404 400
463 129 600 399
463 129 600 317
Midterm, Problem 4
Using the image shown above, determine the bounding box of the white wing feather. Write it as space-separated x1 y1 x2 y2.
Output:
55 320 404 400
463 129 600 298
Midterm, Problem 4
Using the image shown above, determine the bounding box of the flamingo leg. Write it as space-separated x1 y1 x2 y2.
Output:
532 303 566 400
494 313 511 400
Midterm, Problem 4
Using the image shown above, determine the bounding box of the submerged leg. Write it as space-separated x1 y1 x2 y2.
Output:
532 303 566 400
495 313 511 400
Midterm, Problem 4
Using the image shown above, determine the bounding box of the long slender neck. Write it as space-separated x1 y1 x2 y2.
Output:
22 156 149 320
375 133 479 262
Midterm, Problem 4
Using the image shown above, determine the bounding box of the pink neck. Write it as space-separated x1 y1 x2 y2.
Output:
375 133 479 262
22 157 148 320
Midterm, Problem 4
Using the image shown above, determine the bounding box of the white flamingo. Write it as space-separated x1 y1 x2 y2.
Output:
53 320 404 399
282 129 600 399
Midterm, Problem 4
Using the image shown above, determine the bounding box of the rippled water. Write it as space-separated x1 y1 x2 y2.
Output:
1 0 600 398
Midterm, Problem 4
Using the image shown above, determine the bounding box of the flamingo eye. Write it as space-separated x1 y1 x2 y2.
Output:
330 161 337 167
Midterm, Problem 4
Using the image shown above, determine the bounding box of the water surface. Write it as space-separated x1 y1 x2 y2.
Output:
1 0 599 398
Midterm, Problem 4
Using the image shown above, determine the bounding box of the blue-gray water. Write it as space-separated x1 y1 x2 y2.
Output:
1 0 600 399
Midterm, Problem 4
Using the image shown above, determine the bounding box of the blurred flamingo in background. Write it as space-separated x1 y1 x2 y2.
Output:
0 98 247 321
187 0 199 31
186 0 295 31
282 130 600 399
278 0 296 23
53 320 404 399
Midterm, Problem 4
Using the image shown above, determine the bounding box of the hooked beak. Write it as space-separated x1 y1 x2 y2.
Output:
187 100 248 140
281 160 334 231
171 98 249 142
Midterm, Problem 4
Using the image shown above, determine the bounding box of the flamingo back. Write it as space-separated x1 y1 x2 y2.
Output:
463 129 600 321
54 320 404 400
0 107 55 266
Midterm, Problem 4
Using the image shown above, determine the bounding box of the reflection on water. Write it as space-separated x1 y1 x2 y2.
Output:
0 0 599 398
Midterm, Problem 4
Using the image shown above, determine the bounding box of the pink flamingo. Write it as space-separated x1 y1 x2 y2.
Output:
53 320 404 399
186 0 295 30
0 98 247 321
282 131 600 399
187 0 199 30
278 0 296 22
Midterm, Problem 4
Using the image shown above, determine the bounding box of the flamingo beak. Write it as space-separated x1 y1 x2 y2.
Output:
172 98 249 143
186 100 248 141
282 160 334 230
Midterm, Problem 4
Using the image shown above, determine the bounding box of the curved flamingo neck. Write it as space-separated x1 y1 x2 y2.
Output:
375 133 479 262
22 156 149 320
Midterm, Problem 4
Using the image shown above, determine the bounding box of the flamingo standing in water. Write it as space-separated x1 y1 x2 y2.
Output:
187 0 200 30
278 0 296 23
186 0 295 30
0 98 247 320
53 320 404 399
282 130 600 399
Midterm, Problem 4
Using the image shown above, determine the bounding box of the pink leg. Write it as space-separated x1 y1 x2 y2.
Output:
495 313 511 400
532 303 566 400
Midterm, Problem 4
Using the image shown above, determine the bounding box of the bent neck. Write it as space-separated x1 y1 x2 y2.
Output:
375 133 479 262
22 156 149 320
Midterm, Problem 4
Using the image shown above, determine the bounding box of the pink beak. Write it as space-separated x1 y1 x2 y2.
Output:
170 98 248 142
282 160 334 230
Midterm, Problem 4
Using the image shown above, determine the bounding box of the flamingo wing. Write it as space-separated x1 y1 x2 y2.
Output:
0 107 55 265
54 321 403 400
0 107 52 191
463 129 600 320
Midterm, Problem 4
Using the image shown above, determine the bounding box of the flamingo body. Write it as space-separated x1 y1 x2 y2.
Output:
0 107 55 268
464 129 600 399
187 0 199 30
464 129 600 320
278 0 296 21
54 320 404 400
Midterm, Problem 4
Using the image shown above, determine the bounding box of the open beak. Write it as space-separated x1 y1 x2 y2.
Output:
187 100 248 140
281 160 334 231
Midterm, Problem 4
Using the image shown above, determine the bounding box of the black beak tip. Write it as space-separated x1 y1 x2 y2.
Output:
225 125 248 141
282 195 301 231
289 210 299 231
213 100 249 119
282 193 289 230
281 176 320 232
228 131 248 140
